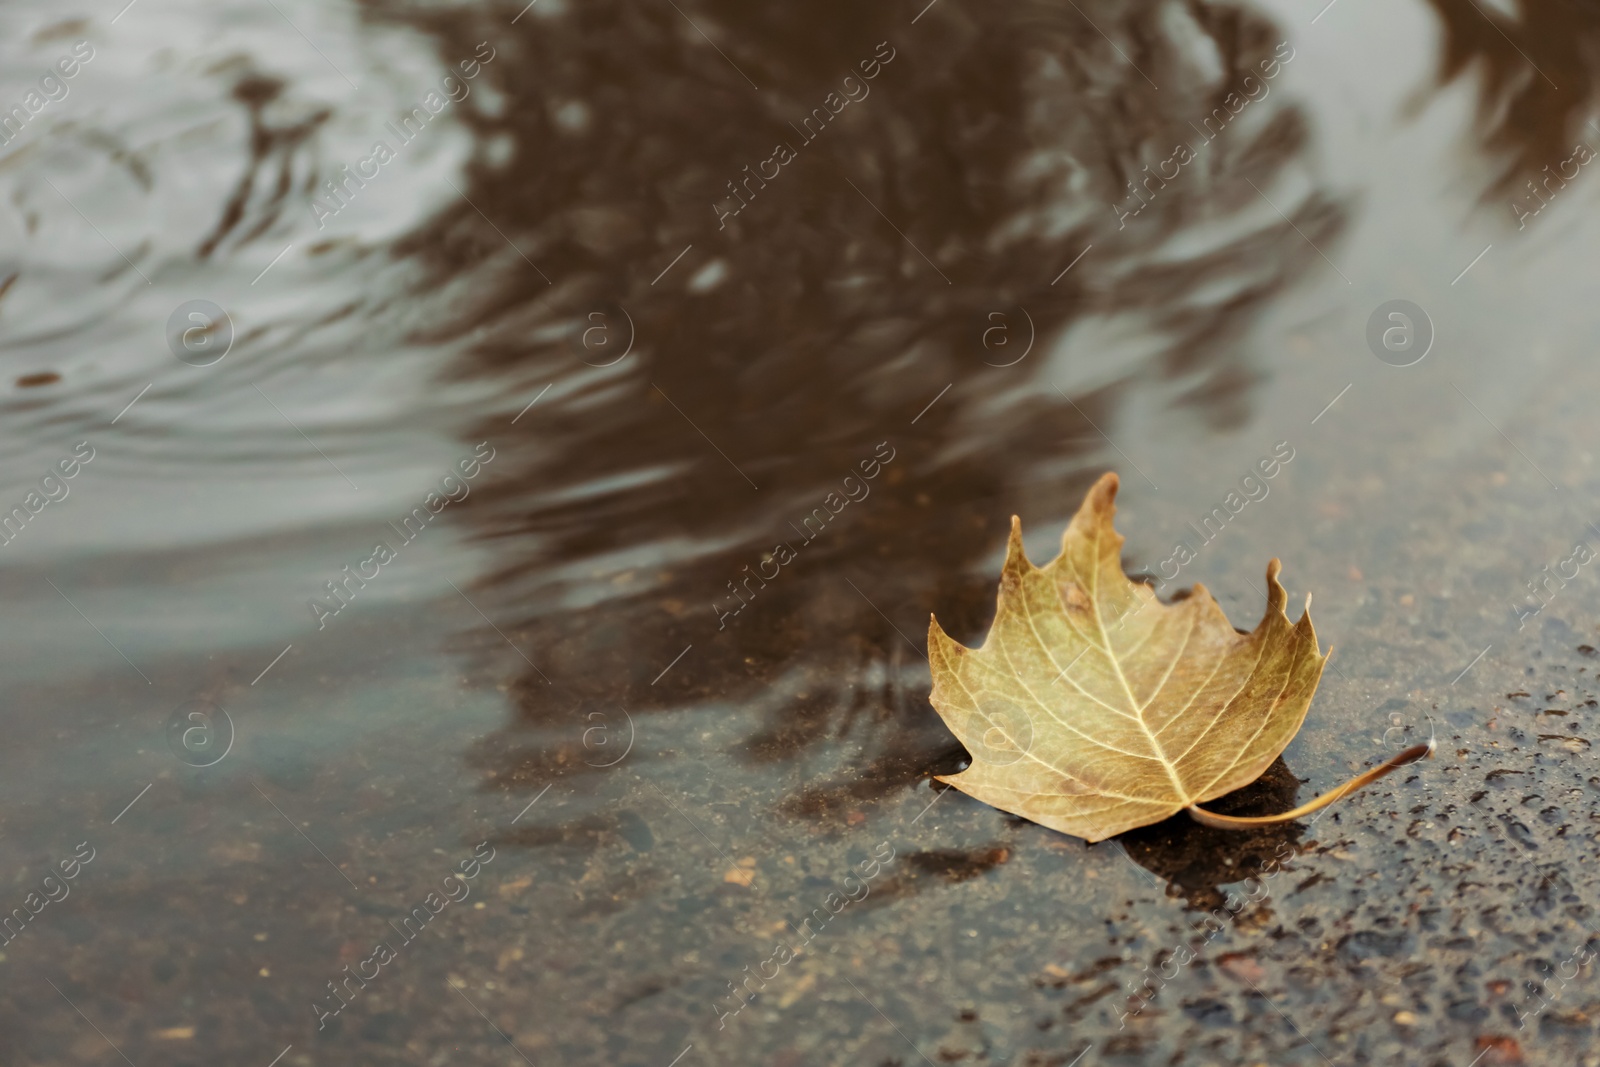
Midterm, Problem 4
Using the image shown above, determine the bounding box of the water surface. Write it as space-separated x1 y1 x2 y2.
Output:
3 1 1600 1064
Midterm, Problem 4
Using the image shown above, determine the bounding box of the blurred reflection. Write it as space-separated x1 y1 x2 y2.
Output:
361 0 1347 831
197 73 328 258
1419 0 1600 200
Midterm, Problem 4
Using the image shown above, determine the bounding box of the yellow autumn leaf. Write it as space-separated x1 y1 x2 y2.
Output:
926 472 1428 842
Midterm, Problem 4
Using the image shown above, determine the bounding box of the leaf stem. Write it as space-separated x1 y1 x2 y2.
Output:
1185 740 1434 830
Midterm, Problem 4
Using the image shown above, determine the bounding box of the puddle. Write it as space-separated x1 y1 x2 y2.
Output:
3 0 1600 1064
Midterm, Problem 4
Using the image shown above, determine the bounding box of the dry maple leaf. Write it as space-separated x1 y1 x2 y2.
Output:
926 471 1429 842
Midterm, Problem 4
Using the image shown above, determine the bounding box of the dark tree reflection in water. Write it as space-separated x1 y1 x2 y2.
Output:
360 0 1344 834
1419 0 1600 200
